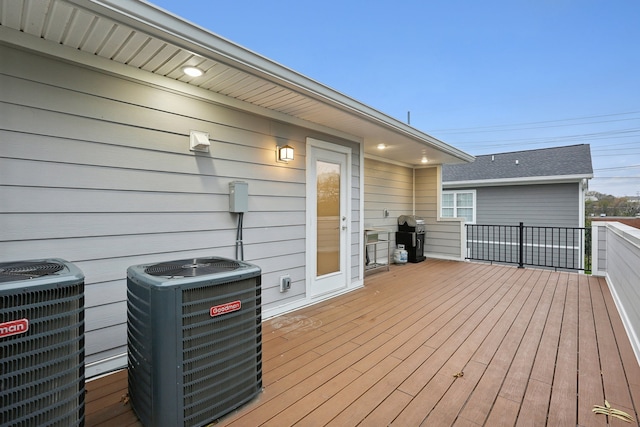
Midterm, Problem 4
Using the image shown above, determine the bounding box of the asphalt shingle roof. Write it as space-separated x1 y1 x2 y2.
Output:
442 144 593 183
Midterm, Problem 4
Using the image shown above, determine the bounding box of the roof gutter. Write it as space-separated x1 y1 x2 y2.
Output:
70 0 473 163
443 174 594 188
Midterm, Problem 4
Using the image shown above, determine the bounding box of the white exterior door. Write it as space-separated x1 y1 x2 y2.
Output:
306 138 351 298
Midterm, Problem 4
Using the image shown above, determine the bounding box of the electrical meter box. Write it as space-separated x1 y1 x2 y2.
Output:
229 181 248 213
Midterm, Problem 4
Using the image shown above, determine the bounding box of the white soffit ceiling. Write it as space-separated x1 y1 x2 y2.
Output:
0 0 473 166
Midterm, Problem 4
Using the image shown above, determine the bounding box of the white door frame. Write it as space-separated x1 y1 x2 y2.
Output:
306 137 352 299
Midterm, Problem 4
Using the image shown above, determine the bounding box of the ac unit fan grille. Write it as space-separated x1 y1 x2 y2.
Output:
144 257 241 278
0 262 65 283
180 277 262 426
126 282 152 426
1 282 85 427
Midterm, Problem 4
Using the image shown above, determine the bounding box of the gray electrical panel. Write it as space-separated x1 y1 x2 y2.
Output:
229 181 248 213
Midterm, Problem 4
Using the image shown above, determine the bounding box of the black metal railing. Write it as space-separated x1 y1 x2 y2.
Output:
465 223 592 271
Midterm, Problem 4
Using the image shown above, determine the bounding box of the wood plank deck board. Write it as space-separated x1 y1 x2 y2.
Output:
515 378 552 427
84 261 640 427
577 274 607 427
590 276 630 409
547 271 580 427
528 272 566 386
498 270 556 403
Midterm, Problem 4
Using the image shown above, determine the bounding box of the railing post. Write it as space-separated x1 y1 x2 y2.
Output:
518 222 524 268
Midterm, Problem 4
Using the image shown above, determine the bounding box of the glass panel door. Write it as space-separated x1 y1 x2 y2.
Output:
306 139 350 298
316 160 341 276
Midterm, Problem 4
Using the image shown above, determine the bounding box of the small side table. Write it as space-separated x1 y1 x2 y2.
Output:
364 229 391 274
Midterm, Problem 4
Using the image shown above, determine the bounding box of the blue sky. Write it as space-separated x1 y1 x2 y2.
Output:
152 0 639 197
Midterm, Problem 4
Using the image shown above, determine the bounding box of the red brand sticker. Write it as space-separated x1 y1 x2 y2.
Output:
210 301 242 317
0 319 29 338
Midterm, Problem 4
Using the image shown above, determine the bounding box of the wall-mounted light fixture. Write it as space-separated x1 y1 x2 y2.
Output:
276 145 294 163
421 156 428 164
183 66 203 77
190 130 210 152
377 143 386 150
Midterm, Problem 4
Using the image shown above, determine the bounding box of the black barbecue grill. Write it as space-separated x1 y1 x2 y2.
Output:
396 215 426 263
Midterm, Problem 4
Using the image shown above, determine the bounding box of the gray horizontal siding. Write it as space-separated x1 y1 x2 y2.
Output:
465 183 580 227
1 44 360 368
364 159 413 262
0 211 304 240
598 224 607 271
416 167 462 259
362 162 464 261
599 224 640 362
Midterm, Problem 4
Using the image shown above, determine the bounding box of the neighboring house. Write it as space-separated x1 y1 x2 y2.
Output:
0 0 473 377
442 144 594 228
442 144 594 270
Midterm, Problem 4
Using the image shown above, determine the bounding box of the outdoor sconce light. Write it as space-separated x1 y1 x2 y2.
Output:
190 130 210 152
277 145 294 162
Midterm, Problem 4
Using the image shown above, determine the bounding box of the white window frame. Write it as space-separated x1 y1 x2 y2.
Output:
442 190 476 224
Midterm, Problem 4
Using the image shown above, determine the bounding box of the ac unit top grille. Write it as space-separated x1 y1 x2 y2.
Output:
0 261 65 283
144 257 242 278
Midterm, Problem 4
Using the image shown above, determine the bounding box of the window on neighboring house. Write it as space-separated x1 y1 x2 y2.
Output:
441 190 476 223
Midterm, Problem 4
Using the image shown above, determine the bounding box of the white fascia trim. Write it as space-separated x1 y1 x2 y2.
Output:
590 222 605 276
359 144 366 282
70 0 474 164
443 174 593 188
0 25 359 144
436 165 443 221
579 179 586 226
364 153 414 168
364 154 453 171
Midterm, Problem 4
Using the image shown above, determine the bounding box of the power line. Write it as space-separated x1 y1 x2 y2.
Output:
595 176 640 179
435 117 640 135
429 111 640 134
594 164 640 171
594 151 640 157
591 141 640 150
450 128 640 147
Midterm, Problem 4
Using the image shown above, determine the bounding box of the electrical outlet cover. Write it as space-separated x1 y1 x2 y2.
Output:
279 275 291 292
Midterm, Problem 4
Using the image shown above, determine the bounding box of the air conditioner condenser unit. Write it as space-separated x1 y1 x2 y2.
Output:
0 258 85 426
126 257 262 427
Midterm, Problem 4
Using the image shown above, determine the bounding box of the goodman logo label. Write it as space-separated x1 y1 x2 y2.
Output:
0 319 29 339
210 301 241 318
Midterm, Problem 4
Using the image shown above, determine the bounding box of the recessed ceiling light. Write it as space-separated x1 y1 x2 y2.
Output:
377 144 386 150
183 66 203 77
421 156 428 164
